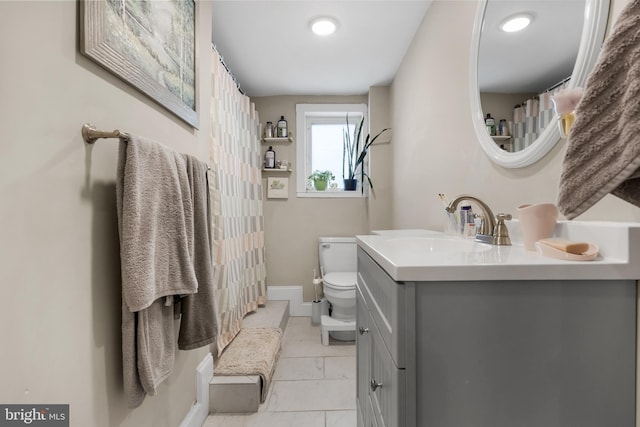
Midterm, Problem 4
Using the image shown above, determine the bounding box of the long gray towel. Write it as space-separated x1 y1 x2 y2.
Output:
557 0 640 219
178 155 218 350
116 136 200 407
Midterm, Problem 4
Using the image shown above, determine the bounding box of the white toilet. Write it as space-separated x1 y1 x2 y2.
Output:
318 237 357 344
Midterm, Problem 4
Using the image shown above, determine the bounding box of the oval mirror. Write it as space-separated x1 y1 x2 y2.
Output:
470 0 610 168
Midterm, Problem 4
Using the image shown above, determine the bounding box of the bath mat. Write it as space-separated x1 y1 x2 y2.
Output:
214 327 282 402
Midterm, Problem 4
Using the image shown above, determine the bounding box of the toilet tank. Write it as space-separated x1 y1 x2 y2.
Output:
318 237 357 274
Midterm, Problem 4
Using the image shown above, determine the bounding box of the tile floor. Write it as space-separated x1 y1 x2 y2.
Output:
204 316 357 427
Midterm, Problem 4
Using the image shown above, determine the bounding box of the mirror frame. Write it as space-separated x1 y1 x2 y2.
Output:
469 0 610 168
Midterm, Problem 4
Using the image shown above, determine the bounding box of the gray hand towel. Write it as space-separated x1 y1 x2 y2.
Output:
558 0 640 219
178 155 218 350
118 136 198 312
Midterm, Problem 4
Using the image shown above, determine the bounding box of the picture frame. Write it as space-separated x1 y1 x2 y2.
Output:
267 177 289 199
80 0 198 128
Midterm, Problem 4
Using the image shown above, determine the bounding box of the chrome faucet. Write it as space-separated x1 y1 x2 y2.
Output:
445 194 511 245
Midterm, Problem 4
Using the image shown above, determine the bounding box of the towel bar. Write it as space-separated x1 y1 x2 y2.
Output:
82 123 130 144
82 123 211 171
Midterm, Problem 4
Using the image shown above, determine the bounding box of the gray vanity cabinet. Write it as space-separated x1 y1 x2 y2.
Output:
357 248 409 427
356 247 637 427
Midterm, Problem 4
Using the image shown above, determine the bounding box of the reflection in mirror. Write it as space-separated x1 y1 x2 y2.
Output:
469 0 610 168
481 1 584 153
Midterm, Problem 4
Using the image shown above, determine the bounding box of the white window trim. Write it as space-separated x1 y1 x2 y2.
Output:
296 103 369 198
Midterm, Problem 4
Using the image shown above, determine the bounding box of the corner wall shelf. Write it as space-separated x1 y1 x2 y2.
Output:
262 137 293 144
262 168 291 173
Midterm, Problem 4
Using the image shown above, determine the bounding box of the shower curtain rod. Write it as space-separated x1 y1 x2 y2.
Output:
211 43 245 95
543 76 572 94
82 123 129 144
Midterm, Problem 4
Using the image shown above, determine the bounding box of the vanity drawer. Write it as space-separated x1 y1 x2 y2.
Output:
356 287 372 427
357 247 406 368
370 319 405 427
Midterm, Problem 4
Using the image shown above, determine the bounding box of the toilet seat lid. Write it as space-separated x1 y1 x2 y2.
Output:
323 272 357 289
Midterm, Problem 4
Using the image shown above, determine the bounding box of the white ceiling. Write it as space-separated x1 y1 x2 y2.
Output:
210 1 586 97
211 1 433 97
478 0 585 93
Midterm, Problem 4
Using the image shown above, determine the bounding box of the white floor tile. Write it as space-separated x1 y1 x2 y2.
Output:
273 356 324 380
203 414 246 427
324 356 356 379
325 410 357 427
245 411 325 427
267 379 356 412
281 337 330 357
205 411 326 427
283 316 321 336
281 336 356 358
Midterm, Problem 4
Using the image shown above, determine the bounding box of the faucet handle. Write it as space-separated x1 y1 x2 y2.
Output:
493 213 512 246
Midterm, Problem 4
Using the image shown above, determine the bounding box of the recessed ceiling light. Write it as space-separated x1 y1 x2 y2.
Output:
310 17 338 36
500 14 532 33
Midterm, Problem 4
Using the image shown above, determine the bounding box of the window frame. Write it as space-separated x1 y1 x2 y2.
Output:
295 103 369 198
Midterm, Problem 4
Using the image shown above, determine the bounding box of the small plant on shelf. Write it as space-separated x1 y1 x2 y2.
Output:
308 170 335 191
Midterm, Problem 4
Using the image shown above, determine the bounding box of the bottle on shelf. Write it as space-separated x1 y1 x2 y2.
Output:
485 113 496 136
264 121 274 138
264 146 276 169
276 116 288 138
498 119 509 136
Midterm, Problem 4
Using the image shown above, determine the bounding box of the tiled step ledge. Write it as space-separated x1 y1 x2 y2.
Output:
209 300 289 414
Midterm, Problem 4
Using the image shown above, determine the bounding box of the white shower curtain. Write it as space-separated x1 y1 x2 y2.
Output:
209 49 267 355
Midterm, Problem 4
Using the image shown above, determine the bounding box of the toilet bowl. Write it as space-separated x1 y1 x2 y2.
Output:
318 237 357 342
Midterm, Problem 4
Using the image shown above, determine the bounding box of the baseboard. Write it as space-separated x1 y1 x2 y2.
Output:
178 353 214 427
267 286 312 316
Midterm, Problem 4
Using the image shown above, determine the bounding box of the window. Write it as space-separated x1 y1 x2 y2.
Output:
296 103 368 197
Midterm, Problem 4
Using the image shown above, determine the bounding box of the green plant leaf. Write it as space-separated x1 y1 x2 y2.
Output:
341 114 391 193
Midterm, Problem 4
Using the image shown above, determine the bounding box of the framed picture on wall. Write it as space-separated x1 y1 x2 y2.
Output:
267 177 289 199
80 0 198 128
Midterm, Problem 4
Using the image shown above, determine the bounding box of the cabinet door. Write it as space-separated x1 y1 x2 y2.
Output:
357 248 406 367
370 320 405 427
356 287 372 427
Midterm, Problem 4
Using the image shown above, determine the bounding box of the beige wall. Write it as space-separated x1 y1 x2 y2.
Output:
390 0 640 232
0 2 213 426
367 86 394 231
480 92 536 125
253 95 374 302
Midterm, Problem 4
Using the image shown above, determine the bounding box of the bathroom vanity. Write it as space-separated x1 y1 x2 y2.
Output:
355 224 640 427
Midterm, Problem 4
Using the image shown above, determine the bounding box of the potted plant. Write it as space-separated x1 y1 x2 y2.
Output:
343 115 391 193
308 170 335 191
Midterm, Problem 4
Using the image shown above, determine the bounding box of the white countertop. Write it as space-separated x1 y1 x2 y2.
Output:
356 222 640 282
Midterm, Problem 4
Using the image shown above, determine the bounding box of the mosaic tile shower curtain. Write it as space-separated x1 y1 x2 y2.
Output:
209 48 267 355
513 79 570 151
